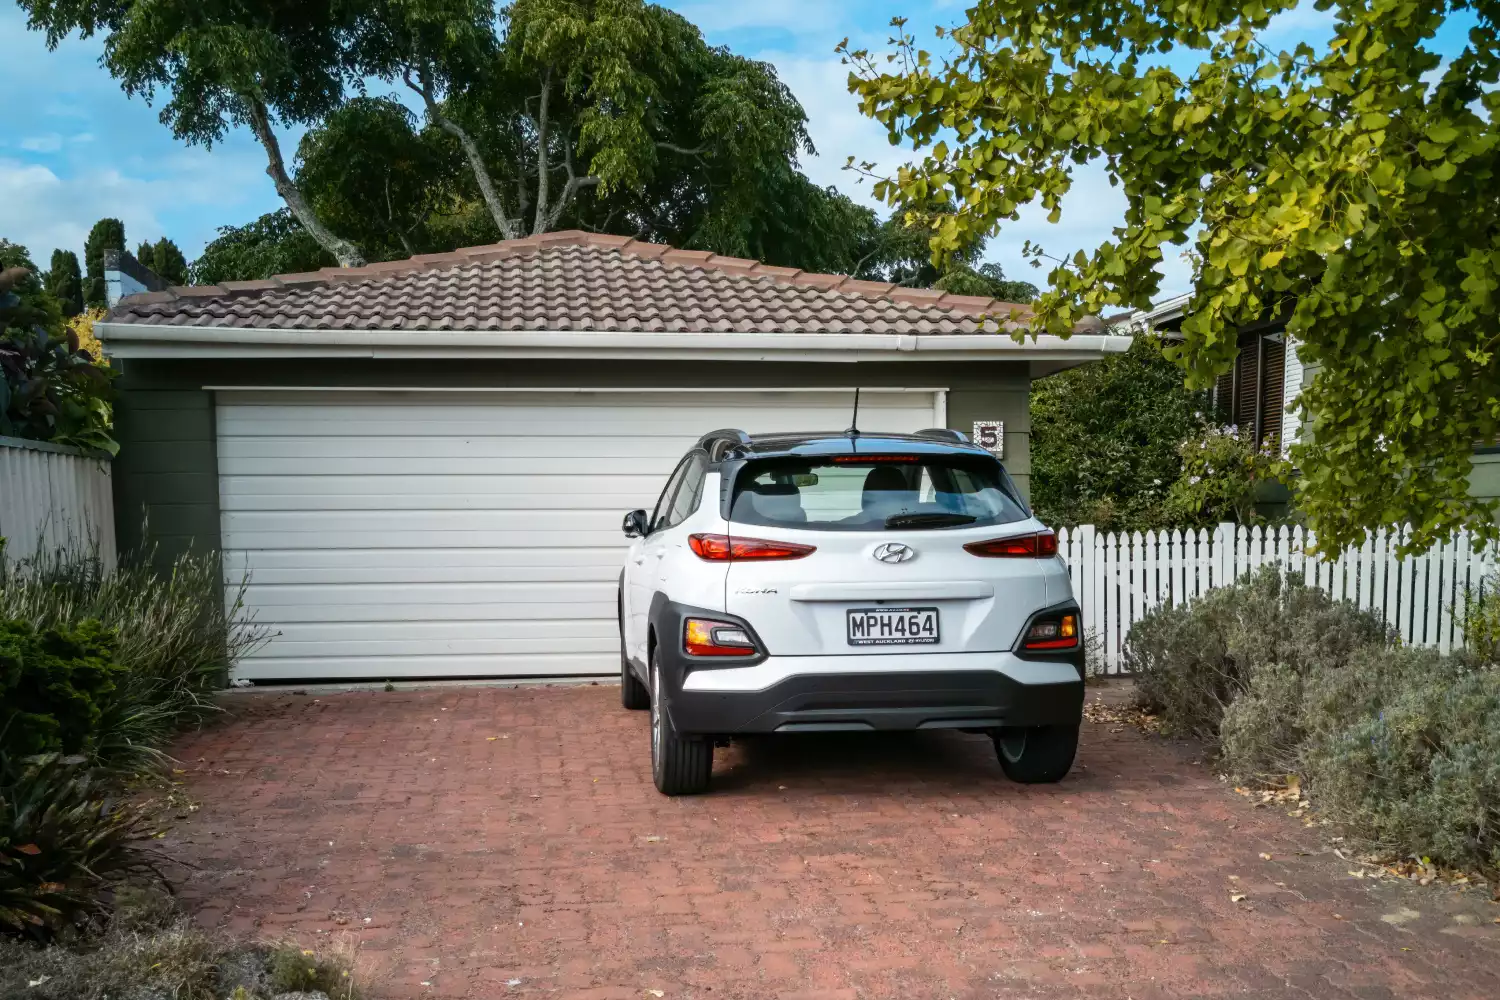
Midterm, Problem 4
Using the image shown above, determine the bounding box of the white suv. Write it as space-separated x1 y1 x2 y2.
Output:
618 429 1085 795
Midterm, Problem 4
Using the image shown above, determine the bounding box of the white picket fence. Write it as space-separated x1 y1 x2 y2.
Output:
1058 523 1498 673
0 435 116 570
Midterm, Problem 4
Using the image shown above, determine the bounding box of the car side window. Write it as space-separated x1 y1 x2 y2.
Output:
650 457 691 532
665 454 708 529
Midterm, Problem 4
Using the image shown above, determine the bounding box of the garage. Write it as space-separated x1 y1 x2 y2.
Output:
98 230 1126 682
216 388 941 679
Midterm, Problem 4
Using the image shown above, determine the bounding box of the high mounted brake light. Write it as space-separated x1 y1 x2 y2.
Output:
687 534 815 561
963 531 1059 558
830 455 918 464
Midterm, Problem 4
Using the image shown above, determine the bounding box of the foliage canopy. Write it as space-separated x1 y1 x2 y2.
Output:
841 0 1500 553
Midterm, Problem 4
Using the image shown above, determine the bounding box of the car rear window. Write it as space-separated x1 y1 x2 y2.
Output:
730 455 1030 531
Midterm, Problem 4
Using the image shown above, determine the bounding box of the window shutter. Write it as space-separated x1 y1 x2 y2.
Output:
1234 335 1260 438
1259 337 1286 451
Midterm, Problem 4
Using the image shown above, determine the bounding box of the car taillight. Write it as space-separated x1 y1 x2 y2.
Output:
963 531 1058 558
684 618 758 656
687 534 815 561
1023 613 1079 650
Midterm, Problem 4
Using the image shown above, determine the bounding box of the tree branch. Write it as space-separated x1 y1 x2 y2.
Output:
242 92 365 268
655 141 709 156
405 63 520 240
532 70 553 236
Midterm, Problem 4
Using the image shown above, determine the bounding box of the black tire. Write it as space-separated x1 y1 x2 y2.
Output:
650 652 712 795
619 595 649 710
993 725 1079 784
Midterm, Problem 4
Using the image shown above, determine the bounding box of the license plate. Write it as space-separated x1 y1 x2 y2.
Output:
846 607 940 646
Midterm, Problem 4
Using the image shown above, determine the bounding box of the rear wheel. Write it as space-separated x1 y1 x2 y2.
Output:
650 653 712 795
993 725 1078 784
619 595 649 710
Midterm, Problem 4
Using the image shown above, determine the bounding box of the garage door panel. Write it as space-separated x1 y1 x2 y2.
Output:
232 651 615 681
225 508 639 535
237 599 613 624
242 581 612 608
219 389 937 679
218 455 680 477
226 529 625 550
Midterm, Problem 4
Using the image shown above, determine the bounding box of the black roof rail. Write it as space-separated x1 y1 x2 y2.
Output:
914 428 969 443
697 428 752 461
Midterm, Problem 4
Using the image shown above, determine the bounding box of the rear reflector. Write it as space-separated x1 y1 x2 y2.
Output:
964 531 1058 558
684 618 758 656
688 533 815 561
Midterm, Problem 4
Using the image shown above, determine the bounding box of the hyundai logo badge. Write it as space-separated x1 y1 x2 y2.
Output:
872 542 915 564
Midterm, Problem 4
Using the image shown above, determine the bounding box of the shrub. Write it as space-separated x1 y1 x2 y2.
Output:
1462 569 1500 662
0 547 269 773
0 754 155 938
0 621 124 759
1304 655 1500 877
1126 566 1392 741
0 894 364 999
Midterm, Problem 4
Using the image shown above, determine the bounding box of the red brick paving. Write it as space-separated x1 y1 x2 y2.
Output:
162 684 1500 999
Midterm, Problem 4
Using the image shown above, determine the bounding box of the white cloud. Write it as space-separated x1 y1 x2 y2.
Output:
20 134 63 153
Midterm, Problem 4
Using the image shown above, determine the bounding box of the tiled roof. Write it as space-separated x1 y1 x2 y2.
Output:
106 230 1047 335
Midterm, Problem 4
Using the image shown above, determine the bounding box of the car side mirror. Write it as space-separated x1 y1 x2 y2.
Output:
622 509 649 538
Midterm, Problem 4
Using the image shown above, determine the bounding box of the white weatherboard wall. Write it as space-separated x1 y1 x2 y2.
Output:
0 436 116 568
218 389 941 680
1060 523 1499 672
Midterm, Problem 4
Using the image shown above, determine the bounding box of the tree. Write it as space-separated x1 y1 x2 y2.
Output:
20 0 367 268
1031 336 1208 531
82 218 124 309
189 210 336 285
840 1 1500 554
135 237 189 286
0 240 116 454
295 96 463 260
351 0 839 248
43 249 83 317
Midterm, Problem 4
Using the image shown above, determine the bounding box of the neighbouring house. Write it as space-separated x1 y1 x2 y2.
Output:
1131 293 1500 505
97 231 1126 683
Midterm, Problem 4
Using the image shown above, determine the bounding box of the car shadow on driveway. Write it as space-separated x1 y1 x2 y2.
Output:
710 728 1095 795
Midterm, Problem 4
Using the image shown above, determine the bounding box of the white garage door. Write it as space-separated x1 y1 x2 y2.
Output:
218 389 941 680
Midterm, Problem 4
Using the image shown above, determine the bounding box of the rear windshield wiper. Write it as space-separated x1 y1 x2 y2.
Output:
884 512 977 529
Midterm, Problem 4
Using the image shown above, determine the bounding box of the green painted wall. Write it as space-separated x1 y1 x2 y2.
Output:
109 357 1036 560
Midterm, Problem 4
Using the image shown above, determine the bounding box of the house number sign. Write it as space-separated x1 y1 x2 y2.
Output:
972 420 1004 457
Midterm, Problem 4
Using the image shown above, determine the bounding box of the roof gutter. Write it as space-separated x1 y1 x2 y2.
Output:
95 323 1132 362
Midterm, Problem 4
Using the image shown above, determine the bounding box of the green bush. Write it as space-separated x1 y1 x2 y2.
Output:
0 754 154 938
1129 567 1500 877
0 547 268 773
1462 569 1500 662
1126 566 1392 741
0 621 124 758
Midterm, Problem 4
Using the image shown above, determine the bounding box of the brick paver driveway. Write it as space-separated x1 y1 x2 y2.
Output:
164 684 1499 1000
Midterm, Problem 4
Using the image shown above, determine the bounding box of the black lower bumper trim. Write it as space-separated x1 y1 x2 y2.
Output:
668 669 1083 735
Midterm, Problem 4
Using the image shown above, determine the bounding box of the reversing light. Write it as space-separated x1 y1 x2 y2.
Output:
963 531 1059 558
1023 613 1080 650
688 534 816 561
684 618 758 656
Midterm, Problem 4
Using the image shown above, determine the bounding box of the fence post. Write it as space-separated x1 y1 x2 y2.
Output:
1214 523 1234 589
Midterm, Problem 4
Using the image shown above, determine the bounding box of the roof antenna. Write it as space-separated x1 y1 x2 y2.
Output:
846 387 861 442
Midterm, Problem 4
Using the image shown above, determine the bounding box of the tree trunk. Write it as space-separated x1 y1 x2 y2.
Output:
408 67 520 240
243 95 366 269
532 73 552 236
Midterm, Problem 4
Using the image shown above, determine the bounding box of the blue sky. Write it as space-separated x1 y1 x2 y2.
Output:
0 2 1476 295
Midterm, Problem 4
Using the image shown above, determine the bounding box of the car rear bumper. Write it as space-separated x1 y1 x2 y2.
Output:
667 652 1084 735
